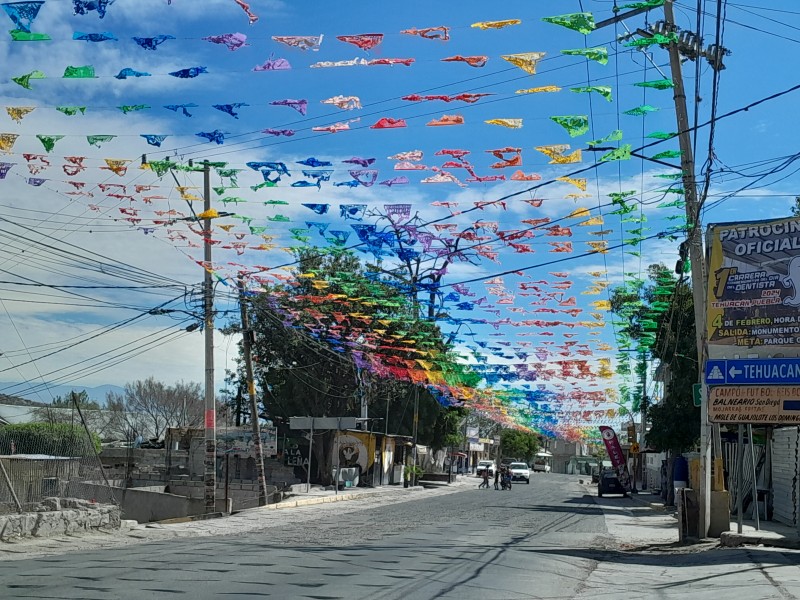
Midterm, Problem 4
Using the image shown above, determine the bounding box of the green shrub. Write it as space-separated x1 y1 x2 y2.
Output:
0 423 101 456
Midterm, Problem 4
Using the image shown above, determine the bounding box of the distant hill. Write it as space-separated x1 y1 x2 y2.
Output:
0 394 47 407
0 383 125 406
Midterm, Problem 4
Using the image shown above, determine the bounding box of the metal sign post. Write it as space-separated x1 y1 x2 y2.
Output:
307 419 313 494
334 418 341 496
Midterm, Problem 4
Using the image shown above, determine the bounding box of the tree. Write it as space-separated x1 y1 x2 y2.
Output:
0 422 100 455
609 264 700 505
106 378 203 441
500 429 540 462
229 249 471 484
32 391 118 440
791 196 800 217
48 391 101 410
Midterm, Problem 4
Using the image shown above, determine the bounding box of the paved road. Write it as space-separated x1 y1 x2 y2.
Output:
1 475 799 599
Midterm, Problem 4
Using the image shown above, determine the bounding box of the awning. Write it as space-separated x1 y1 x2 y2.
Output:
536 451 553 457
451 451 467 458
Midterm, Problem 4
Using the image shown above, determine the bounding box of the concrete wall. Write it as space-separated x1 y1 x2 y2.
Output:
0 499 120 542
167 479 279 511
69 482 222 524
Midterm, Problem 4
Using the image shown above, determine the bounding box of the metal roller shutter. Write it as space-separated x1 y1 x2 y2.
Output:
771 427 799 527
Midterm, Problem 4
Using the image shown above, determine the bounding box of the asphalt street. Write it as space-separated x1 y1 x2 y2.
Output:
1 474 799 599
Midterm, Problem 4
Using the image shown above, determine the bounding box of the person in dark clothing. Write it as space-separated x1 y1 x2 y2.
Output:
494 468 500 490
479 468 490 489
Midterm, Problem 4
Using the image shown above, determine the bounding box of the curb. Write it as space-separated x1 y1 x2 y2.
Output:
626 493 677 513
720 531 800 550
269 485 432 510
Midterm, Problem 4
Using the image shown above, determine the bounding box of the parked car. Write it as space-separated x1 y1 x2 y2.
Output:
476 460 496 477
508 462 530 484
597 469 628 497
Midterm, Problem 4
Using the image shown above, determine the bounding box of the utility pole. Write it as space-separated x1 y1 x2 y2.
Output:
663 0 712 538
202 161 217 513
237 277 268 506
411 386 419 481
357 366 367 420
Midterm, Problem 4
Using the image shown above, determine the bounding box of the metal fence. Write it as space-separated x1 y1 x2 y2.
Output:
0 421 114 514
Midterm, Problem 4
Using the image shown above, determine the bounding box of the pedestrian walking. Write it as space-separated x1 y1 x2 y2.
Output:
494 468 500 490
479 468 490 489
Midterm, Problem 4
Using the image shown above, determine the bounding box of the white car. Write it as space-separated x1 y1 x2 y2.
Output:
476 460 496 477
509 462 531 483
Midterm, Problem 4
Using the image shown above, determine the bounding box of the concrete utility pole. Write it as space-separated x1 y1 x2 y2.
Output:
202 161 217 513
237 278 268 506
663 0 712 537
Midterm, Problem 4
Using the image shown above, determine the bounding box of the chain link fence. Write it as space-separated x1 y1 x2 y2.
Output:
0 419 114 514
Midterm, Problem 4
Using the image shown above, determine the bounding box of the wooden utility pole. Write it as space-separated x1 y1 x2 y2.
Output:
663 0 711 537
202 161 217 513
237 277 269 506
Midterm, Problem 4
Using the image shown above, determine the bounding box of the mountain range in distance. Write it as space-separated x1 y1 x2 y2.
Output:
0 382 126 405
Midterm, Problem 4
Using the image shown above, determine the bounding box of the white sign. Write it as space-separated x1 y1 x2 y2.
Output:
290 417 357 430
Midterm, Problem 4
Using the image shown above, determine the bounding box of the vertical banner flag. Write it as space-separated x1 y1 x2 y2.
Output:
599 426 632 492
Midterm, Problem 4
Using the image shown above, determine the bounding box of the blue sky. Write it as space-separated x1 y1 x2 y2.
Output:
0 0 798 422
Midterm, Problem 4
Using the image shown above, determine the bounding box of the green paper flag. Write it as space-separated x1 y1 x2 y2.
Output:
63 65 96 78
635 79 674 90
36 134 64 153
118 104 150 114
86 135 116 147
587 129 623 147
542 12 595 35
618 0 664 10
624 32 678 48
609 190 637 205
650 150 682 160
600 144 632 162
561 46 608 65
550 115 589 137
56 106 86 116
646 131 676 140
623 105 659 116
12 70 45 89
570 85 613 102
10 30 50 41
610 204 637 216
146 160 173 176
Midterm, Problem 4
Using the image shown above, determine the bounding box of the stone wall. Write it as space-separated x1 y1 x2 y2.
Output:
0 499 120 542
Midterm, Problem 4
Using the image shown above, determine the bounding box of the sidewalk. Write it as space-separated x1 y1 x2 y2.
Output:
720 519 800 550
0 475 476 560
602 485 800 550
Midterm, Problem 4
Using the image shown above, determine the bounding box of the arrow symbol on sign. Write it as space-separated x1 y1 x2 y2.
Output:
729 366 742 379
